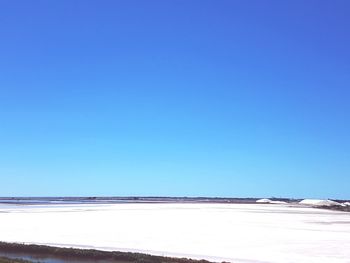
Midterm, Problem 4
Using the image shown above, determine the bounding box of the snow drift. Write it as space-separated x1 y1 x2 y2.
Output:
299 199 341 206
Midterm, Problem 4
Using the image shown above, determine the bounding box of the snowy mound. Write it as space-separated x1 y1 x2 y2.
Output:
299 199 341 206
343 202 350 206
256 198 272 203
256 199 287 204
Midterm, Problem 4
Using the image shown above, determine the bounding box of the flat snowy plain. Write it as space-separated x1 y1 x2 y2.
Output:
0 203 349 263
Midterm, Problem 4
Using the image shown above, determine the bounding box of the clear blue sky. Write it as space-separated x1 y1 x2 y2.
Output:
0 0 349 199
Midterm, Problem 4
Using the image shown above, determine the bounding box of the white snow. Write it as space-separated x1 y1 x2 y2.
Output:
0 203 350 263
299 199 342 206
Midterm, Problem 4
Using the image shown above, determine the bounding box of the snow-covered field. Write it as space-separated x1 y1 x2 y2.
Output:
0 203 349 263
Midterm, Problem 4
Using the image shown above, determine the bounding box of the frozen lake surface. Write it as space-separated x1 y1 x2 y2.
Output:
0 203 349 263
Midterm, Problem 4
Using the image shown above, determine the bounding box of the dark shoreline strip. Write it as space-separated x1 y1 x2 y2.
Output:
0 257 33 263
0 242 219 263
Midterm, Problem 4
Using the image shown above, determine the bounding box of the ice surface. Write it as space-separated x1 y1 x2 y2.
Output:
0 203 349 263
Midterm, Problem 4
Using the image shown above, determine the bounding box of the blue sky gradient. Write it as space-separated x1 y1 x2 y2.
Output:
0 0 349 198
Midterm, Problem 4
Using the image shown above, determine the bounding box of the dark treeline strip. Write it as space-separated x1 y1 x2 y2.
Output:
0 196 303 205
